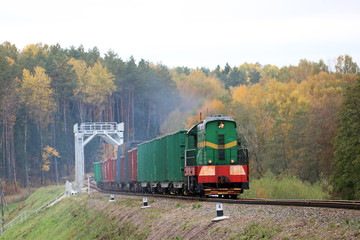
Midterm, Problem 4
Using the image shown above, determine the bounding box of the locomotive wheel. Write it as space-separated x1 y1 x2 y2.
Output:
231 194 238 199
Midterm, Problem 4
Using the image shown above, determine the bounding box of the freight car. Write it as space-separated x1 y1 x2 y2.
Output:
94 115 249 198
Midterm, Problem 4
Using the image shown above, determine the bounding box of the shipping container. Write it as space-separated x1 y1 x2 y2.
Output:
124 147 129 183
159 137 167 182
166 131 186 182
137 130 186 184
94 162 101 183
137 143 145 182
117 145 122 183
138 139 151 182
128 149 138 182
110 157 117 185
133 149 138 181
128 149 133 181
120 155 125 182
101 160 108 183
119 141 141 183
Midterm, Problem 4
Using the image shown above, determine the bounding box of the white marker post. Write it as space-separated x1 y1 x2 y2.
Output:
141 197 151 209
212 203 229 221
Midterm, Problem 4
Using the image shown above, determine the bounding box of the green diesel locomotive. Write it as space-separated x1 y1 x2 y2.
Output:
95 115 249 198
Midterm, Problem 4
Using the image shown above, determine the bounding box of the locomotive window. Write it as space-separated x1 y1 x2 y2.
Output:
218 134 225 161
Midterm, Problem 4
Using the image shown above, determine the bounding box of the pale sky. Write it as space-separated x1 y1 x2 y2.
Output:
1 0 359 69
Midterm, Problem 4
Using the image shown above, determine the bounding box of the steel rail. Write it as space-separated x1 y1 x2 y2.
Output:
88 182 360 210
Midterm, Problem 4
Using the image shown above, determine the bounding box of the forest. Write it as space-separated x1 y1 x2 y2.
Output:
0 41 359 199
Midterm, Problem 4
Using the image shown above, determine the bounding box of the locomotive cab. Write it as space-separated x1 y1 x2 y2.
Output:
185 115 249 198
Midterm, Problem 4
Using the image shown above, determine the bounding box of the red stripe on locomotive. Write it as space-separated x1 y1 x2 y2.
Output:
195 165 248 183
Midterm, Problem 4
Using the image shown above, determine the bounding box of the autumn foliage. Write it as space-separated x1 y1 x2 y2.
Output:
0 41 359 199
170 58 359 199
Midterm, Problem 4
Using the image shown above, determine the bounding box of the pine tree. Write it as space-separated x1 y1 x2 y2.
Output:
333 78 360 199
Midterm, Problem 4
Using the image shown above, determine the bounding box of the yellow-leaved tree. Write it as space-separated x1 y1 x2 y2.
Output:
69 58 115 121
21 67 56 127
162 69 228 133
21 66 56 185
22 43 49 58
184 99 225 129
42 146 60 172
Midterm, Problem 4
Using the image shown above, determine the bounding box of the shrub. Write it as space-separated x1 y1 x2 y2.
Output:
241 171 330 199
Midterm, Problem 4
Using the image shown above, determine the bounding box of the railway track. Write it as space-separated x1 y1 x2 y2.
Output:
88 181 360 210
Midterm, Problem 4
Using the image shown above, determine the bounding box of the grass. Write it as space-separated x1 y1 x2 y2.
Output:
241 171 331 200
0 185 153 240
229 223 282 240
0 194 131 240
0 181 343 240
192 202 202 209
4 185 64 222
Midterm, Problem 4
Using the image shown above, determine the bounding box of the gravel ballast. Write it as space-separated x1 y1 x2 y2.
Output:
88 192 360 239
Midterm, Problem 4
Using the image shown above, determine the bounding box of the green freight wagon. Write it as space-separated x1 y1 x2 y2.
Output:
137 130 186 190
166 131 186 182
93 162 101 183
157 137 167 182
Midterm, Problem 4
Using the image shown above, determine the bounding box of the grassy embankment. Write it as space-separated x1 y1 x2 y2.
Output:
0 187 158 239
0 174 332 239
3 186 64 222
0 185 125 240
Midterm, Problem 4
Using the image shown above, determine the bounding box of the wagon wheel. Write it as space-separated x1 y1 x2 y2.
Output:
156 183 162 194
146 183 152 193
162 185 169 195
168 183 175 195
230 194 238 199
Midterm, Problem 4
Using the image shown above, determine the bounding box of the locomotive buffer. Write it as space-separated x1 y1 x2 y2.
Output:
74 122 124 193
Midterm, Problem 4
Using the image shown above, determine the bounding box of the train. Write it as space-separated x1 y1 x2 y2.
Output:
94 115 249 198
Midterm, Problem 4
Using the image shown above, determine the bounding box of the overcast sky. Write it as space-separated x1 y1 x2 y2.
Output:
1 0 359 69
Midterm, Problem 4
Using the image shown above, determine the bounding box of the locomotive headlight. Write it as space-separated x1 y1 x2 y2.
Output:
218 122 224 129
231 159 235 164
208 160 212 164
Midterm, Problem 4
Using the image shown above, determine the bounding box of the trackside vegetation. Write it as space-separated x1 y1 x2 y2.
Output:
1 186 358 240
3 185 64 223
0 189 125 240
241 171 331 200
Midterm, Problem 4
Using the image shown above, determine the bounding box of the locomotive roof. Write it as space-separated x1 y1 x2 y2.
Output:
187 115 235 134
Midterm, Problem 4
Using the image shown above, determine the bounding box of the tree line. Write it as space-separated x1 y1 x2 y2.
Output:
167 56 359 199
0 41 359 199
0 42 178 193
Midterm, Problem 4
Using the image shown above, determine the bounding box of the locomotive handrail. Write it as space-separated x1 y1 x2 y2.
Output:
196 147 205 165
